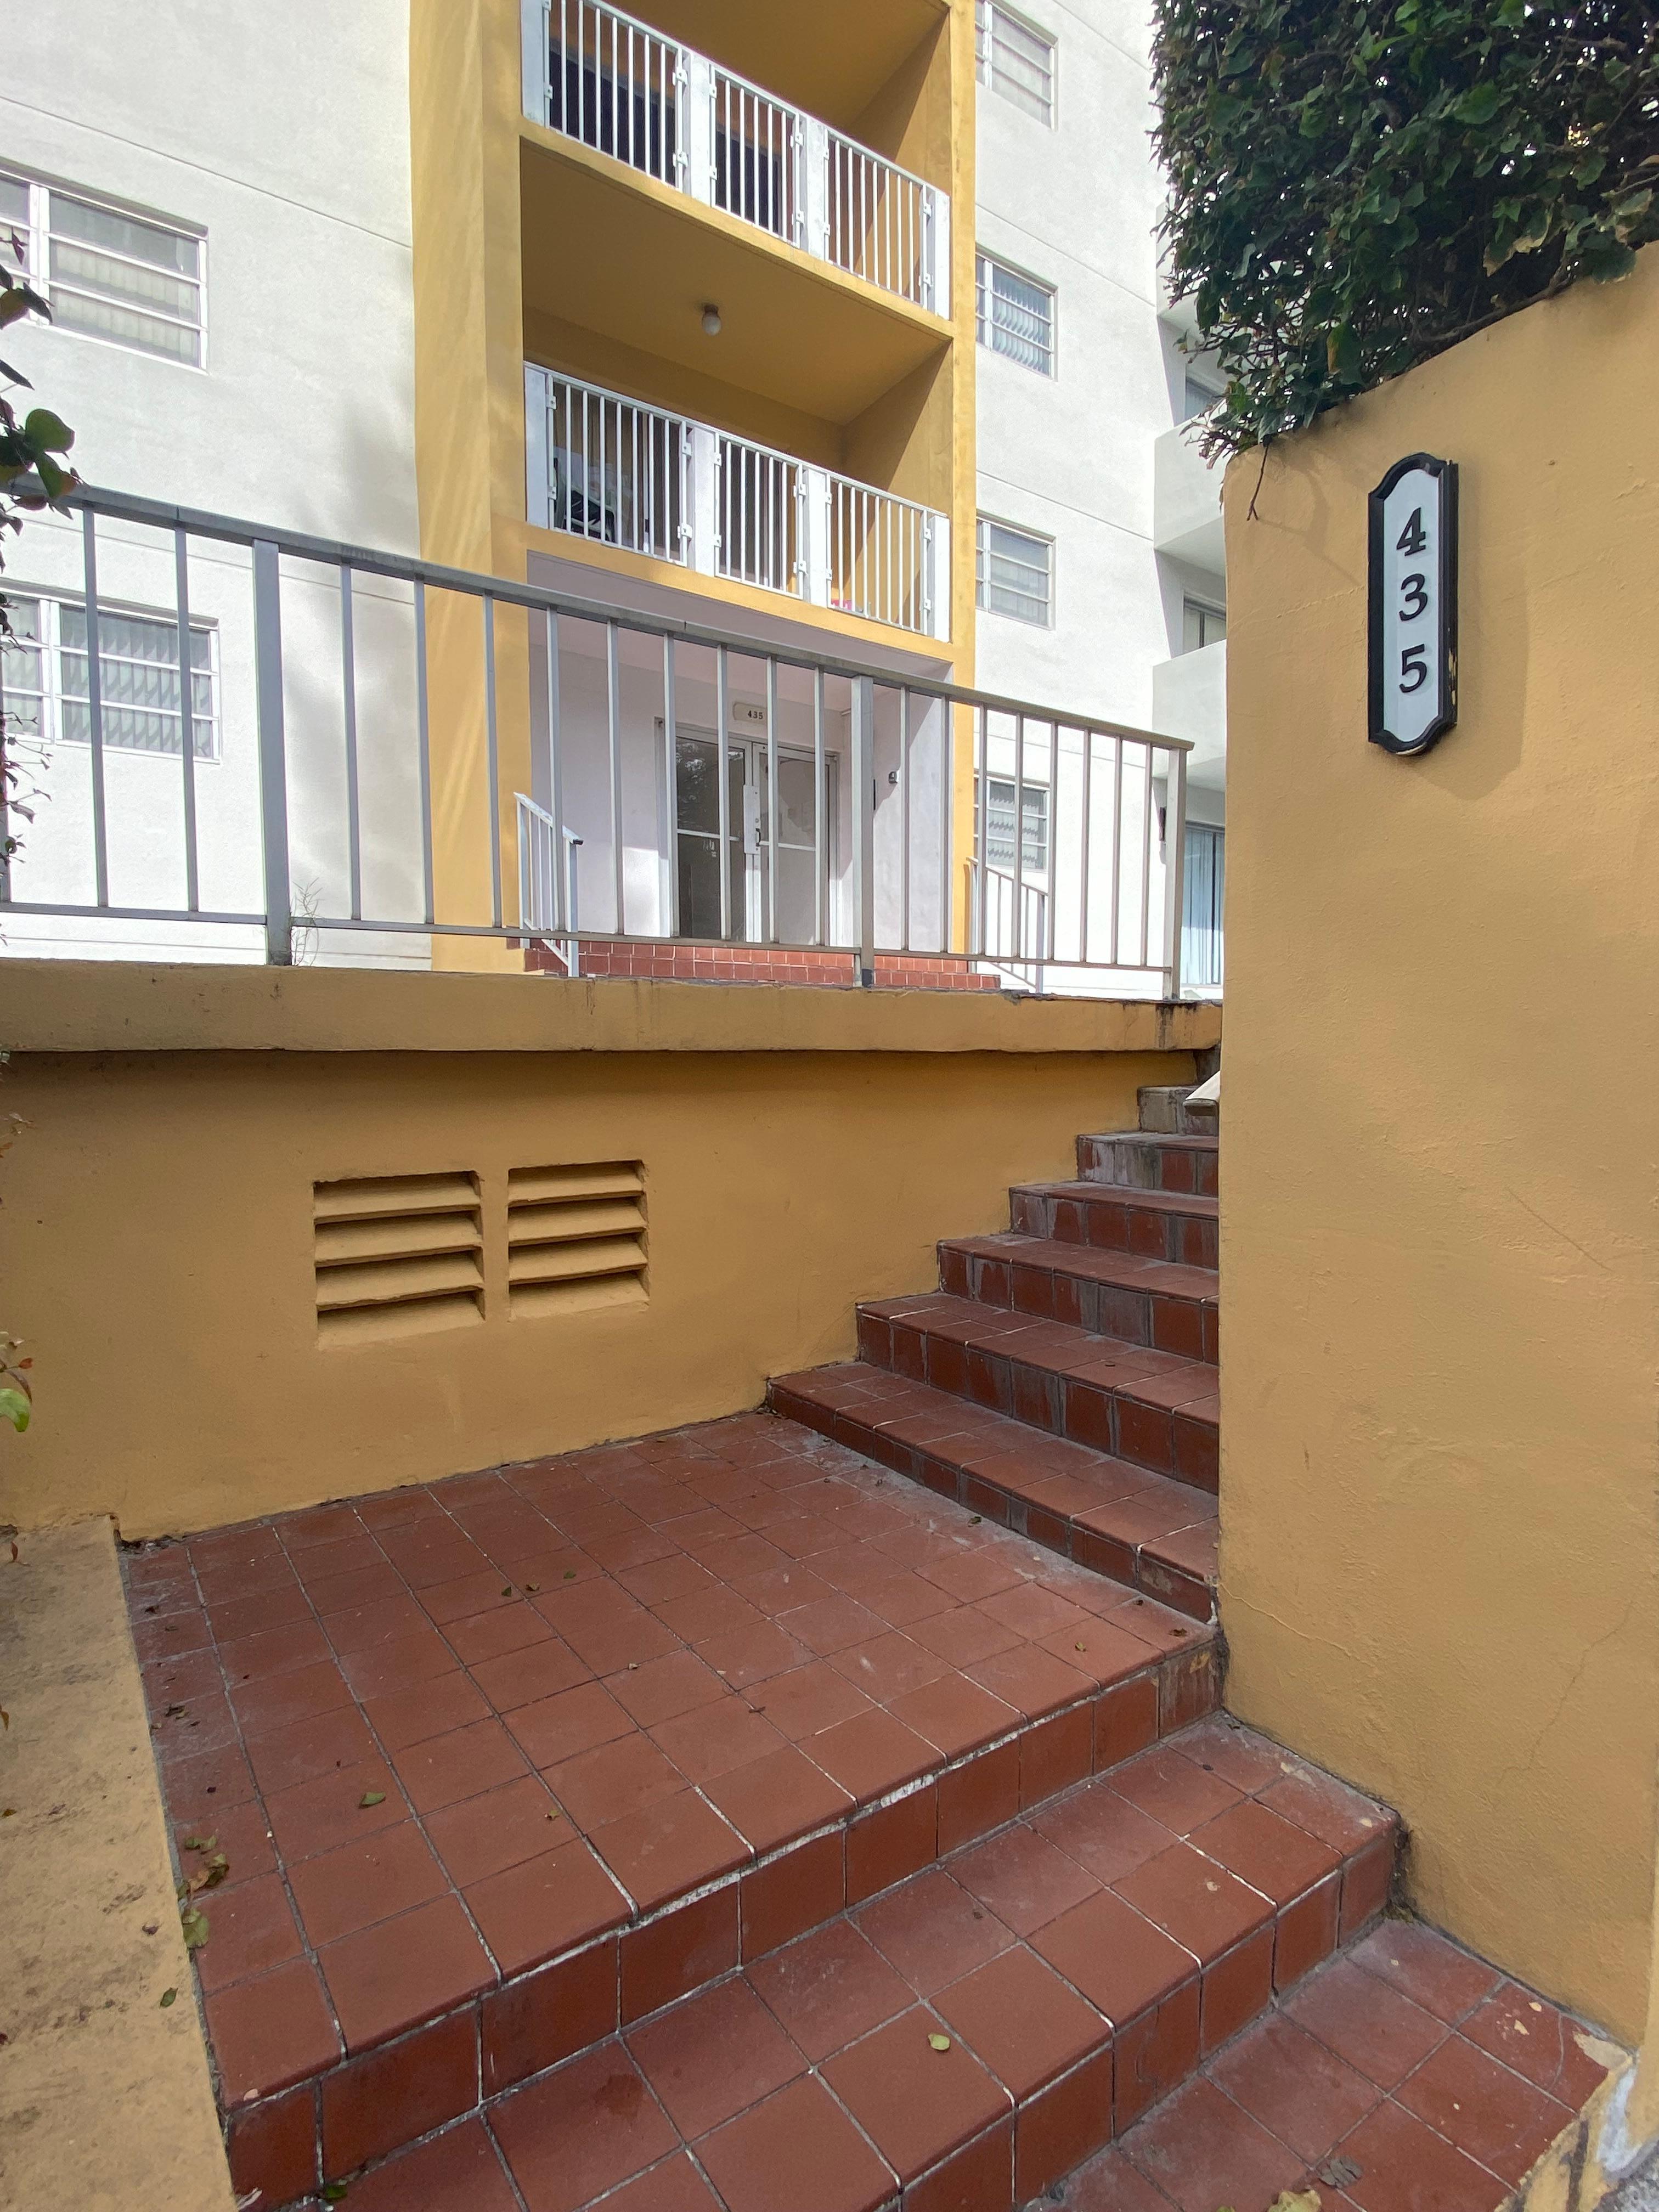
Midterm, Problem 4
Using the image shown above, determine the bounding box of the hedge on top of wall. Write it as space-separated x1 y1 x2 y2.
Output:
1152 1 1659 458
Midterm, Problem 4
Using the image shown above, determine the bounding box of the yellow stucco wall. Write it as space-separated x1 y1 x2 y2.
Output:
0 964 1215 1542
1220 248 1659 2044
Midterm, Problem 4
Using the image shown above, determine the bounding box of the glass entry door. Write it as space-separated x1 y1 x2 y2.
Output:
674 733 831 944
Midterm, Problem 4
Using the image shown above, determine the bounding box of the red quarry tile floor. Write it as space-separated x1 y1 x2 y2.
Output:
125 1410 1220 2198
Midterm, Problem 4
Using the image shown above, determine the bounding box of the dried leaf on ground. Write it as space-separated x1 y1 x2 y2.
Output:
359 1790 386 1809
927 2032 951 2052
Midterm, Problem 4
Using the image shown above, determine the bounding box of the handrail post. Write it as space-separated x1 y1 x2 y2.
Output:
1162 745 1189 1001
251 539 292 966
852 674 876 986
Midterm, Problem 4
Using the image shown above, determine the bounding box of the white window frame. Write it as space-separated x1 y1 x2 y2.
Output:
976 514 1054 628
976 250 1056 377
1 589 221 763
975 1 1057 127
0 166 207 369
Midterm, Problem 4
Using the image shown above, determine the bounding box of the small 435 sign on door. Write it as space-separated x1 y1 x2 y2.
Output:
1368 453 1458 755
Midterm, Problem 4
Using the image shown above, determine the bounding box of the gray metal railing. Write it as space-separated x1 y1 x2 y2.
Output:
0 486 1189 994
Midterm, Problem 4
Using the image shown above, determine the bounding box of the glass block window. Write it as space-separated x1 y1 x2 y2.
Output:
975 2 1056 125
976 516 1052 625
976 252 1054 375
2 595 217 759
2 170 204 365
985 777 1049 873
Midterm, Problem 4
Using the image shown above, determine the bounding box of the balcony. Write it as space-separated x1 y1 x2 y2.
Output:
521 0 951 318
1153 639 1226 788
1153 420 1224 575
526 365 951 640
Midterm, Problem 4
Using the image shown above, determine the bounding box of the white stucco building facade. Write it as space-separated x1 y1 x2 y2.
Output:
971 0 1227 991
1 0 423 961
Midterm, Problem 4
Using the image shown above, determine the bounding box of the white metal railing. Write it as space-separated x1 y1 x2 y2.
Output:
5 486 1190 1001
516 793 584 974
523 0 950 315
526 366 949 641
974 862 1048 994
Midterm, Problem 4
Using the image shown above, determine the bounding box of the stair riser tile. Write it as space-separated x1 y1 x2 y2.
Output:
860 1332 1216 1494
1011 1190 1218 1271
942 1243 1218 1363
1077 1137 1220 1198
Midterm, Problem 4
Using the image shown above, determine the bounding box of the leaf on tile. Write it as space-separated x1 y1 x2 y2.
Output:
160 1988 178 2008
182 1834 218 1854
180 1905 210 1950
1269 2192 1322 2212
358 1790 386 1809
927 2032 951 2053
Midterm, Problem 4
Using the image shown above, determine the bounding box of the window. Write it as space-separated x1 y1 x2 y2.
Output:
977 252 1054 374
1182 370 1224 420
986 778 1049 874
976 1 1056 125
977 517 1052 625
1182 599 1227 652
1183 823 1224 989
1 170 204 365
1 595 217 759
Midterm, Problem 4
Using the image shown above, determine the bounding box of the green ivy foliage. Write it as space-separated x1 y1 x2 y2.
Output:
1152 2 1659 456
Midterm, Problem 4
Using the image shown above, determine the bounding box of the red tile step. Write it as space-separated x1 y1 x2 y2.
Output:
1009 1178 1218 1271
268 1716 1414 2212
124 1411 1226 2212
769 1364 1217 1621
851 1293 1220 1493
938 1233 1218 1365
1077 1130 1219 1197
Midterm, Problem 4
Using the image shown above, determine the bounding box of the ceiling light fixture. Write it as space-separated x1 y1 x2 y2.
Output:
701 304 723 336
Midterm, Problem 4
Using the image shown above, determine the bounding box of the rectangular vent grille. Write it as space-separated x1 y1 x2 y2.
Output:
314 1172 483 1346
508 1161 647 1318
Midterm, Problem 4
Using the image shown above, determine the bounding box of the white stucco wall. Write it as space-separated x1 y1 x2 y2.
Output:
1 0 422 963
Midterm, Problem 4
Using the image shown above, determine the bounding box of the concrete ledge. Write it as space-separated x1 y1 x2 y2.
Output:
0 1519 234 2212
0 961 1222 1057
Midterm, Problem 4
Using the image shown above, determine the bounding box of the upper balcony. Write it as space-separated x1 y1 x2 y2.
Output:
526 364 951 640
520 0 951 318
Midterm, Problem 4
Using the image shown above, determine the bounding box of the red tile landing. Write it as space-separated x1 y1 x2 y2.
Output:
124 1409 1219 2207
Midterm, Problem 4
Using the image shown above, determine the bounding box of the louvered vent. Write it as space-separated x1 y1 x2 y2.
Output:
507 1161 647 1317
314 1172 484 1346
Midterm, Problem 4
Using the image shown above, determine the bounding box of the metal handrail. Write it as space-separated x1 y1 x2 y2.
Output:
64 483 1190 753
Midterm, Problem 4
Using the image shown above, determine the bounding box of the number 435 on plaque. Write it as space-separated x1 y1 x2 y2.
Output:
1368 453 1458 755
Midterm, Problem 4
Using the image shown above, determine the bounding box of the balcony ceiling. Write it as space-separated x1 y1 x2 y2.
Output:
520 137 948 425
628 0 946 131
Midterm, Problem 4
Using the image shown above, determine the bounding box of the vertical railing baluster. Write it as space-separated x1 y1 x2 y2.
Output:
172 527 200 912
80 507 109 907
252 539 293 962
1163 746 1188 1000
546 609 566 930
606 619 624 934
852 674 874 983
340 566 362 922
1139 743 1154 968
414 578 435 929
1013 713 1027 963
1119 734 1132 969
483 595 503 930
663 635 679 936
716 644 732 940
939 698 953 957
812 665 827 947
1079 725 1093 969
973 706 988 957
765 657 779 943
899 686 911 952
